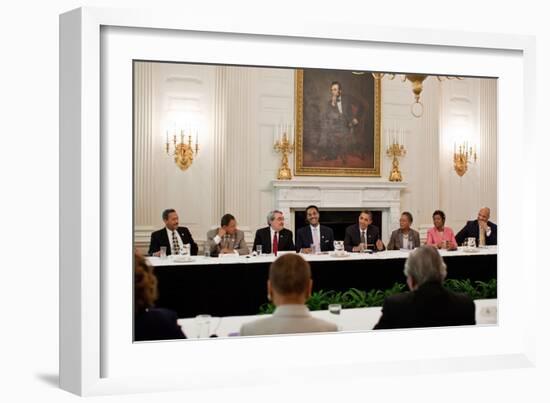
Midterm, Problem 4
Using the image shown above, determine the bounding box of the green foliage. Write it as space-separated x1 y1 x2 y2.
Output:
443 278 497 300
257 279 496 314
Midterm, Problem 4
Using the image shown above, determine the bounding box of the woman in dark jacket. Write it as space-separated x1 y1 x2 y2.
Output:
134 250 186 341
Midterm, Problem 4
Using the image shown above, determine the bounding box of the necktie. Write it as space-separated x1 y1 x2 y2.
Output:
172 230 180 255
272 232 278 256
479 225 486 246
360 230 366 245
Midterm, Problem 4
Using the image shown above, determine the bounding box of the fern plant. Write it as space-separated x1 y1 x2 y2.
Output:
257 279 495 314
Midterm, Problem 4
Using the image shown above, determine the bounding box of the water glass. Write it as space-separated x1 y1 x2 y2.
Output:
195 314 211 338
159 246 167 259
310 243 318 255
182 243 191 256
204 247 210 258
256 245 262 255
328 303 342 330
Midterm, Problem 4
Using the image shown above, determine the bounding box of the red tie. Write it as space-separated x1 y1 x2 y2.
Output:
272 232 278 256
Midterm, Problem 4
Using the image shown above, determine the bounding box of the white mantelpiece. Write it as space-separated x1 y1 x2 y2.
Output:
272 179 407 243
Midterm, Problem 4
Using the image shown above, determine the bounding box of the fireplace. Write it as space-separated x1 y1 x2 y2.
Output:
272 178 406 243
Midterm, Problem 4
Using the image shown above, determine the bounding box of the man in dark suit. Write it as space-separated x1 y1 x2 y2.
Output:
373 245 476 330
253 210 294 255
344 210 385 252
455 207 497 246
295 205 335 253
148 208 198 256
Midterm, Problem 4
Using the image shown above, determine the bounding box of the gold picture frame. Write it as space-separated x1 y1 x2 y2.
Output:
295 69 381 176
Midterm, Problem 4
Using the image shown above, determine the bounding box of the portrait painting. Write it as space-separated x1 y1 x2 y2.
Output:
295 68 381 176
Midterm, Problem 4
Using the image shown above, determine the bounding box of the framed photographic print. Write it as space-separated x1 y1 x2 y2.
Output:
59 6 537 397
295 68 381 176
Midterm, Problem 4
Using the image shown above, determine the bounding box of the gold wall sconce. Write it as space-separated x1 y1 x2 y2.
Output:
165 129 200 171
453 141 477 177
372 73 462 118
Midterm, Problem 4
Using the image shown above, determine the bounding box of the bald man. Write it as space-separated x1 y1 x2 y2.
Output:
455 207 497 246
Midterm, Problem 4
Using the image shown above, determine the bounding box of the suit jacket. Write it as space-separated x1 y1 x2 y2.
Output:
252 227 294 254
295 225 335 252
206 228 249 257
343 223 384 252
148 226 198 256
134 307 186 341
239 304 337 336
373 282 476 330
387 228 421 250
455 220 497 246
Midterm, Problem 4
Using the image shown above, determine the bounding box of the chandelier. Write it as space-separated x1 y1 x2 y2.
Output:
372 73 462 118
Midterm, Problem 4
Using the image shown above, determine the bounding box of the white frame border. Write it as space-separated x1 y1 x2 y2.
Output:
60 6 537 396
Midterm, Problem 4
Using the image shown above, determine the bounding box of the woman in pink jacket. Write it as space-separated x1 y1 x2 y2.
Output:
426 210 457 250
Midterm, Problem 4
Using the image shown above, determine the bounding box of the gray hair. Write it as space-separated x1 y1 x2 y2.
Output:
267 210 283 225
403 245 447 286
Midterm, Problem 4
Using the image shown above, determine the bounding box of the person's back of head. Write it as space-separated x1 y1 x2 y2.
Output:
269 254 312 304
404 245 447 290
134 249 158 313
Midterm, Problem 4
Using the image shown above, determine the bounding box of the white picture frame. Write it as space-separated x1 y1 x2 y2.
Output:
60 6 536 396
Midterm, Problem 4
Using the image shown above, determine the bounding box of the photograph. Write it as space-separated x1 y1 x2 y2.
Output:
132 61 498 341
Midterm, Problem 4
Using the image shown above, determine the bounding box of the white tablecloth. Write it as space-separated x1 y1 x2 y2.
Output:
177 299 497 338
150 246 497 267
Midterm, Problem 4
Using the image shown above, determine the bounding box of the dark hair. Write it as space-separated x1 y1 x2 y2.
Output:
162 208 176 221
432 210 446 222
330 81 341 90
360 210 373 219
402 211 413 223
221 213 236 227
134 249 158 313
269 254 311 296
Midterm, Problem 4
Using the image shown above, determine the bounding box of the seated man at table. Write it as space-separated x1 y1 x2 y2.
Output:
295 205 335 253
148 208 198 256
134 249 186 341
252 210 295 255
387 211 421 250
455 207 497 247
206 213 249 257
373 245 475 329
344 210 385 252
240 254 337 336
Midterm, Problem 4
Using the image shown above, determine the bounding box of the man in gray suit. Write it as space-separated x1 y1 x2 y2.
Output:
387 211 421 250
206 213 249 257
240 254 337 336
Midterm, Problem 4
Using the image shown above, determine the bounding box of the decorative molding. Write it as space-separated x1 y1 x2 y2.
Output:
133 62 153 227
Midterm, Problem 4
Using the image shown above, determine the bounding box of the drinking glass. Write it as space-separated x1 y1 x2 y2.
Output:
182 243 190 256
204 247 210 258
159 246 167 259
328 303 342 330
310 243 318 255
256 245 262 255
195 314 211 338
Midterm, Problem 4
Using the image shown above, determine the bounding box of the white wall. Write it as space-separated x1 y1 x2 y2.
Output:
134 63 497 251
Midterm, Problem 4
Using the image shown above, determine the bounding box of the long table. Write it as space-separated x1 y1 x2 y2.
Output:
177 299 498 338
149 247 497 319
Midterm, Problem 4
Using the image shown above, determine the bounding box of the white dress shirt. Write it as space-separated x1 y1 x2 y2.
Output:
310 225 321 251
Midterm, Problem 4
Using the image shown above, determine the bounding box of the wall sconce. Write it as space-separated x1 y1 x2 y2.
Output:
372 73 462 118
453 141 477 177
165 129 199 171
